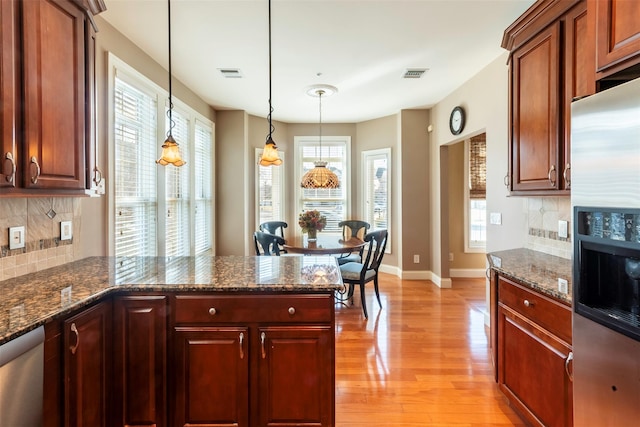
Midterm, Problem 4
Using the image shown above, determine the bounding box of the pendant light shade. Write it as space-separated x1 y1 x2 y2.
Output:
157 0 185 167
258 0 282 167
301 88 340 189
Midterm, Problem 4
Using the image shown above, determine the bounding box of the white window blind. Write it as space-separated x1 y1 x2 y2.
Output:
256 149 285 227
114 77 158 256
298 139 348 234
165 108 191 257
195 121 213 254
464 135 487 251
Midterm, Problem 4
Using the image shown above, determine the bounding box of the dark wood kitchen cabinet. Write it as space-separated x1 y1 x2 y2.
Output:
63 300 112 427
171 293 335 427
497 275 573 427
591 0 640 79
0 0 105 196
112 295 168 427
503 0 594 195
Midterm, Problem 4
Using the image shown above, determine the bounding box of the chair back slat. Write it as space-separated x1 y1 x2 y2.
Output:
254 231 285 256
339 220 370 241
259 221 288 238
361 229 388 275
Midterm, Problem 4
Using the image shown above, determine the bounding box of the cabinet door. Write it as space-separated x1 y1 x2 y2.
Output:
64 301 112 427
172 327 249 427
594 0 640 75
0 0 18 188
113 295 167 427
510 23 561 192
21 0 86 190
498 306 573 427
257 326 334 427
563 1 595 190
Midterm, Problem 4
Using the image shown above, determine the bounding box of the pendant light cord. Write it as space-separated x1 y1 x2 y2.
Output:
167 0 175 138
318 90 323 162
267 0 275 141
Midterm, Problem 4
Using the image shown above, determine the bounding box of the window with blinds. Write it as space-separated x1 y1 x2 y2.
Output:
297 138 349 234
256 149 285 228
195 121 213 254
111 55 214 257
114 77 158 256
465 134 486 250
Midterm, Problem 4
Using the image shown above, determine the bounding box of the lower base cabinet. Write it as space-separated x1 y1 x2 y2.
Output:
496 275 573 427
44 292 335 427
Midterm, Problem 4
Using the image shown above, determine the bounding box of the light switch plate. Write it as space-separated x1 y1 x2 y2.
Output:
9 226 25 250
490 212 502 225
558 220 569 239
61 221 73 241
558 278 568 294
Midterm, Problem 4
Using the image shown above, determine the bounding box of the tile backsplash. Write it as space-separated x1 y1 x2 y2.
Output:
0 198 82 280
524 196 572 259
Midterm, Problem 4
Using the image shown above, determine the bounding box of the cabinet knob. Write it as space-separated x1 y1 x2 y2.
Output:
288 307 296 315
208 307 217 315
523 299 534 308
3 152 16 183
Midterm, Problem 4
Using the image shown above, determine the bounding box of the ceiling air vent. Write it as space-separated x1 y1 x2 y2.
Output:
218 68 243 78
402 68 428 79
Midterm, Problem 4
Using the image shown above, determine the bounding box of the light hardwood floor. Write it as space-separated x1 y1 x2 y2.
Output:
334 273 526 427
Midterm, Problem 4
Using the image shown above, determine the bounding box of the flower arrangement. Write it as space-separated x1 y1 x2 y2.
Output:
298 210 327 233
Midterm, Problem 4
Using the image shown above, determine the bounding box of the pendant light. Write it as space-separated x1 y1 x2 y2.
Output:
157 0 185 167
258 0 282 166
300 87 340 189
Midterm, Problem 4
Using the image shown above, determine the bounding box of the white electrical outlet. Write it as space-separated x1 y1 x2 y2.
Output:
9 226 25 250
558 220 569 239
449 252 454 261
558 278 568 294
61 221 72 241
9 304 25 329
413 254 420 264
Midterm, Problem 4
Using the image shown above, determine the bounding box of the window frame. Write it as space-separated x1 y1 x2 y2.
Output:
463 138 486 252
294 136 351 236
361 148 391 253
255 148 286 230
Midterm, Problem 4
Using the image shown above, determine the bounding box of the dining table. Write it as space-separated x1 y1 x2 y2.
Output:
283 233 366 255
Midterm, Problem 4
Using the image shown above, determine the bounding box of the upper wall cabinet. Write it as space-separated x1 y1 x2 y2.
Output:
0 0 105 197
503 0 594 195
592 0 640 80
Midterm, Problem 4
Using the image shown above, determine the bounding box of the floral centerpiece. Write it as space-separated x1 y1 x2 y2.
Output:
298 209 327 241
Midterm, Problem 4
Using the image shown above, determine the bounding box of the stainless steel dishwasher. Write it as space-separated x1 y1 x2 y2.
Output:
0 326 44 427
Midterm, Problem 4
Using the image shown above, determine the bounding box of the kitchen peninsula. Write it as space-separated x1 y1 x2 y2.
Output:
1 255 341 427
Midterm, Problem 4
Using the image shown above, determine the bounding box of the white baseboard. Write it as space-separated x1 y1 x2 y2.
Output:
450 268 485 278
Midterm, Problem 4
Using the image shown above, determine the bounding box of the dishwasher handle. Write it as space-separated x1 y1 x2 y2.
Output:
0 326 45 367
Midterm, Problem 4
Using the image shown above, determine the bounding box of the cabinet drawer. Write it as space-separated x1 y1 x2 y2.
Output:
498 277 571 344
174 294 333 324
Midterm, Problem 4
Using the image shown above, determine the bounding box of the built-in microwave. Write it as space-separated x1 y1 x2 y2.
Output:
573 206 640 342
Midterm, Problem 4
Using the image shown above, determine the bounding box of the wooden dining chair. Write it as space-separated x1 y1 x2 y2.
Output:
339 229 388 318
259 221 288 253
336 220 370 265
254 231 285 256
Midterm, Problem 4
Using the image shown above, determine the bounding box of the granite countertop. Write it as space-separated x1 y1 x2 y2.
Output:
0 255 343 345
487 248 572 305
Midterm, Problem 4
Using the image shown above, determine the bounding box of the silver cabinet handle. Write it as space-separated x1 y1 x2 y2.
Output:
548 165 556 187
3 152 16 183
208 307 216 315
261 332 266 359
30 156 40 184
503 173 509 188
523 299 534 308
69 323 79 355
288 307 296 315
239 332 244 360
565 351 573 382
563 163 571 187
93 166 103 186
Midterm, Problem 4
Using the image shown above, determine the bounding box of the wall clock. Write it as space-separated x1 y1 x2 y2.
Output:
449 106 465 135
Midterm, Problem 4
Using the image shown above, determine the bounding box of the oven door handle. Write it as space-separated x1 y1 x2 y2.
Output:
565 351 573 382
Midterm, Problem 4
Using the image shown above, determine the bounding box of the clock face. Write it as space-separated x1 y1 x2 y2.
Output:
449 106 465 135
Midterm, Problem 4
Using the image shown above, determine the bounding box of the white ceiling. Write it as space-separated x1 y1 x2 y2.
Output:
101 0 535 124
